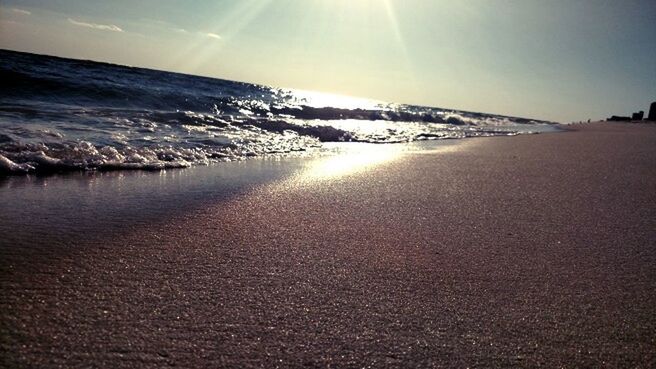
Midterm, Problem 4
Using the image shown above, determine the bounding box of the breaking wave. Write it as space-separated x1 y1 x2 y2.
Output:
0 50 557 174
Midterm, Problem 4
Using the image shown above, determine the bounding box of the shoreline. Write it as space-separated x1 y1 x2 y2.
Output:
1 122 655 367
0 122 561 177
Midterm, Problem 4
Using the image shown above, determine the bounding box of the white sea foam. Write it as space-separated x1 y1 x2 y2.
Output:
0 49 558 174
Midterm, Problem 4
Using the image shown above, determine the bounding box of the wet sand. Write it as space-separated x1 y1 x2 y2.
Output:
1 122 655 368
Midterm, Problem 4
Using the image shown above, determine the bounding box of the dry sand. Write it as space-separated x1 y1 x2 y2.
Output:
1 122 655 368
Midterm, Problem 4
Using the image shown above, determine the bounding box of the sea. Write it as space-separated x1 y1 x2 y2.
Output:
0 49 557 174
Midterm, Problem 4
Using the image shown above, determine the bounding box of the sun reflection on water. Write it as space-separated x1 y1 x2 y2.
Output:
288 89 387 110
296 143 405 182
291 138 468 184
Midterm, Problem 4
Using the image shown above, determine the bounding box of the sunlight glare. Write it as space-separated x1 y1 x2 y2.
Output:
297 143 404 182
290 89 384 110
166 0 274 73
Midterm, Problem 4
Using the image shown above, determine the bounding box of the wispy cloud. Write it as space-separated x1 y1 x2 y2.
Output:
203 32 221 40
12 8 31 15
137 18 219 40
68 18 123 32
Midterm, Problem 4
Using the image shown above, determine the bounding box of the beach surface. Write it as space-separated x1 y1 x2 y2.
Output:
1 122 655 368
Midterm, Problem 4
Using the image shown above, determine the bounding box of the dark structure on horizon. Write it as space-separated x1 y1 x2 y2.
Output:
649 102 656 121
607 102 655 122
608 115 631 122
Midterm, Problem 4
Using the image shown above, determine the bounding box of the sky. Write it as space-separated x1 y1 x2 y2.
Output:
1 0 655 123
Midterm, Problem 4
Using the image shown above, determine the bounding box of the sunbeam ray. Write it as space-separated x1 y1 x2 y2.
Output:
165 0 274 74
381 0 420 99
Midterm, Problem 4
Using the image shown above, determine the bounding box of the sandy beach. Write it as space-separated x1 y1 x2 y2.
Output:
1 122 655 368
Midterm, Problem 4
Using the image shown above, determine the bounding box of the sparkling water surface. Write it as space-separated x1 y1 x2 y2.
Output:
0 49 557 174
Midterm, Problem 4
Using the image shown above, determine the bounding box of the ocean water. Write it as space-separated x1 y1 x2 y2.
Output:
0 49 556 174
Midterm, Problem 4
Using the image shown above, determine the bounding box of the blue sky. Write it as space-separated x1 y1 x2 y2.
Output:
1 0 655 122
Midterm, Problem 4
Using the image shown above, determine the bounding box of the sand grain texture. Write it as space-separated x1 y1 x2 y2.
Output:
1 123 655 368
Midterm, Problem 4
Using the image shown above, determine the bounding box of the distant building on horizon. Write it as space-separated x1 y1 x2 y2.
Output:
608 102 655 122
649 102 656 121
608 115 631 122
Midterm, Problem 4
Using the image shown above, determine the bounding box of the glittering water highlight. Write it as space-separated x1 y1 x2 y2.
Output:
0 49 557 174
